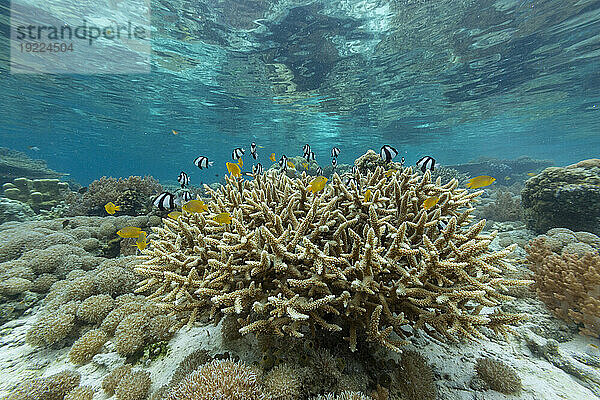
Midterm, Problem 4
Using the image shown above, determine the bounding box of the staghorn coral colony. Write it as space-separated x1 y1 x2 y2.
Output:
135 166 530 350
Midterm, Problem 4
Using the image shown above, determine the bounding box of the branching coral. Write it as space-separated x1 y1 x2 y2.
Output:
527 237 600 337
135 166 531 351
66 175 162 216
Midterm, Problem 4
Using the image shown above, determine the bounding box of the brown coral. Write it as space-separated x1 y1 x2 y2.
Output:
4 370 80 400
136 166 530 351
475 357 521 394
68 329 108 364
527 237 600 337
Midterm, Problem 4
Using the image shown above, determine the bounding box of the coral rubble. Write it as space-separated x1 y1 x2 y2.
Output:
521 160 600 234
136 165 531 352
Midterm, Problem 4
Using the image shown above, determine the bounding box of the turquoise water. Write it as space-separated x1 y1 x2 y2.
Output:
1 0 599 184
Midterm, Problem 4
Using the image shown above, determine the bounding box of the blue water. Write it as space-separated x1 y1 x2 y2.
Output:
1 0 599 185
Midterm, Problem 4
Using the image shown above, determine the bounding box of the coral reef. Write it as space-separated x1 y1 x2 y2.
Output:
521 160 600 234
68 329 109 364
263 363 302 400
311 392 371 400
0 197 35 224
65 176 162 217
474 357 521 394
3 370 80 400
114 370 152 400
526 234 600 337
3 177 70 212
390 350 437 400
0 147 64 186
446 156 553 183
430 166 468 186
165 359 265 400
103 365 133 396
354 150 403 174
136 166 531 352
476 189 522 222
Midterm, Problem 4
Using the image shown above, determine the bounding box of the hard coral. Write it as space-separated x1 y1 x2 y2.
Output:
4 370 80 400
527 237 600 337
136 166 530 351
475 357 521 394
166 359 265 400
114 370 151 400
68 329 108 364
66 175 162 216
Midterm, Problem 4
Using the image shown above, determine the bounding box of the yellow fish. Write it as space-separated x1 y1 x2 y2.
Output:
466 175 496 189
212 212 232 225
302 162 309 170
172 129 179 135
104 202 120 215
527 172 537 176
363 189 372 202
287 161 295 169
167 211 182 220
132 231 148 250
308 176 328 193
504 176 511 181
238 158 244 168
116 226 142 238
423 196 440 210
182 199 208 213
270 153 276 162
385 169 399 177
226 162 241 178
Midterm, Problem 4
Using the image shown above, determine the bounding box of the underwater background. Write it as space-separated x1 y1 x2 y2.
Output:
1 1 600 400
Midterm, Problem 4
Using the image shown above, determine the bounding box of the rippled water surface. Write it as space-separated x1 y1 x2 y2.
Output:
1 0 599 183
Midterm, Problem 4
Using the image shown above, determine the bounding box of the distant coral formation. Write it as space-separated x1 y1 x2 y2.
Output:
136 165 531 352
3 177 70 212
66 175 162 216
0 147 64 186
446 156 553 183
521 159 600 234
4 370 82 400
477 189 522 222
527 231 600 337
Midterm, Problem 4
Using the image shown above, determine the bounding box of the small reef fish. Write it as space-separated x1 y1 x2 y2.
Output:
302 162 309 170
182 199 208 213
232 147 245 160
527 172 537 176
466 175 496 189
363 189 372 202
304 151 315 162
380 145 397 162
316 166 323 176
153 192 176 211
423 196 440 210
385 169 399 177
193 156 213 169
504 176 512 181
303 144 311 154
416 156 436 173
28 146 40 151
212 212 232 224
132 231 148 250
308 176 328 193
250 142 258 160
279 155 288 169
331 147 340 158
172 129 179 135
270 153 276 162
117 226 142 238
104 202 121 215
287 160 295 169
331 158 337 168
253 163 264 175
238 158 244 168
178 171 189 188
167 211 182 220
400 156 405 167
179 190 193 203
352 165 359 175
226 162 241 178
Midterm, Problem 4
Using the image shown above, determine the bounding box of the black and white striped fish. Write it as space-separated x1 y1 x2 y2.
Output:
380 145 398 163
193 156 213 169
232 147 245 160
316 166 323 176
331 158 337 168
153 192 176 211
416 156 436 173
250 142 258 160
331 147 340 158
279 155 288 169
303 144 311 156
352 165 359 175
304 151 315 162
400 157 405 167
177 171 189 188
253 163 264 175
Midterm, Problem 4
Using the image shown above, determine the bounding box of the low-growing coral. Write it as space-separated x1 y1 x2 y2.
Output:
3 177 70 212
64 386 94 400
4 370 80 400
136 165 530 352
391 350 437 400
0 147 64 185
115 370 152 400
477 190 522 222
311 392 371 400
26 310 76 347
65 175 162 216
103 365 133 396
165 359 265 400
475 357 521 394
68 329 108 364
263 363 302 400
527 236 600 337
